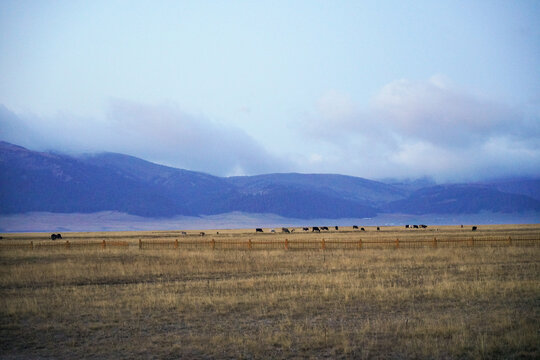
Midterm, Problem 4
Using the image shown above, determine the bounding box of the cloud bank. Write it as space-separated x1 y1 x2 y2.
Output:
302 76 540 182
0 101 288 176
1 76 539 182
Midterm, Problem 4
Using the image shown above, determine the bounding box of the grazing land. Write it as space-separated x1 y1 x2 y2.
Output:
1 224 539 359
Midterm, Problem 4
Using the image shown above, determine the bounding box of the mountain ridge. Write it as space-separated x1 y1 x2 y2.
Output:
1 141 539 219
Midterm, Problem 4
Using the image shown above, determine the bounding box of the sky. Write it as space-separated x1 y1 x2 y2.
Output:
1 0 539 182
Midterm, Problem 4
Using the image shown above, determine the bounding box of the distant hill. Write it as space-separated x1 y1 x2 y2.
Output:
0 142 379 218
228 173 407 206
1 141 539 219
483 178 540 201
383 184 540 214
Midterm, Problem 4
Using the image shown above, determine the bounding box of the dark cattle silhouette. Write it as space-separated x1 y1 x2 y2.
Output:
420 225 428 228
413 225 419 229
256 228 263 233
353 225 359 229
321 226 329 231
461 224 464 228
405 225 409 229
271 229 276 233
200 232 205 236
282 227 290 233
312 226 320 232
361 227 365 231
335 226 339 230
472 226 478 231
377 227 380 231
181 231 187 236
303 227 309 231
51 233 62 240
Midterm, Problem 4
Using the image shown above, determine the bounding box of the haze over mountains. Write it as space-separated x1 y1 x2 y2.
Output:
1 140 539 230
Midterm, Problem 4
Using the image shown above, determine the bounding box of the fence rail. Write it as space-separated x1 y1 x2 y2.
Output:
2 236 538 251
138 235 540 251
0 240 129 250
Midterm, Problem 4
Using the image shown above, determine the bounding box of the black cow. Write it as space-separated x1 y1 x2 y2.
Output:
256 228 263 233
472 226 478 231
335 226 339 230
405 225 409 229
312 226 320 232
51 233 62 240
361 227 365 231
377 226 380 231
413 225 419 229
353 225 359 229
200 232 205 236
321 226 329 231
282 227 290 233
420 224 428 228
303 227 309 231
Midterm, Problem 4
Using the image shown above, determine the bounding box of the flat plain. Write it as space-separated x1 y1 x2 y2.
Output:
1 224 539 359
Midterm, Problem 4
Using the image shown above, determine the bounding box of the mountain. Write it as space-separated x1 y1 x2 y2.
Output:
0 142 191 216
228 173 407 206
383 184 540 214
0 142 380 218
1 141 539 219
483 178 540 201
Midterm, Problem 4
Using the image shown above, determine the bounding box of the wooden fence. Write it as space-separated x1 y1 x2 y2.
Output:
138 235 540 251
2 235 538 251
0 240 129 250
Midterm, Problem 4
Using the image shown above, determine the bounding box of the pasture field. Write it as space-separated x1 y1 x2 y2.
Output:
1 224 539 359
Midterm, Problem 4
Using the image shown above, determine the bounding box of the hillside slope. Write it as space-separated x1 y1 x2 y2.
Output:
1 141 538 219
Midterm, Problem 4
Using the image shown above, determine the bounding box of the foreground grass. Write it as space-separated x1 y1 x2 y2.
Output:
1 245 539 359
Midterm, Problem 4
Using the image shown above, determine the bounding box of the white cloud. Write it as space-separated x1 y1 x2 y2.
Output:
0 101 290 176
2 75 539 183
372 76 527 148
303 76 540 181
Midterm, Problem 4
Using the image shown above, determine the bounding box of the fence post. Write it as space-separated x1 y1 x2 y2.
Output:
395 238 399 249
285 238 289 250
102 240 106 249
508 236 512 245
433 237 437 248
139 239 142 250
321 238 326 250
65 240 70 249
211 238 216 250
358 238 362 250
175 239 178 249
30 241 33 250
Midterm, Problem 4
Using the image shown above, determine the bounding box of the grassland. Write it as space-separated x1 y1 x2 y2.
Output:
1 224 539 359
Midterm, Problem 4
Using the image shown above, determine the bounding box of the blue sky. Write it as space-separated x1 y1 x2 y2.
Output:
1 0 539 181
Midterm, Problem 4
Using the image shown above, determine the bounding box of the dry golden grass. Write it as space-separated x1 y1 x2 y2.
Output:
1 224 539 359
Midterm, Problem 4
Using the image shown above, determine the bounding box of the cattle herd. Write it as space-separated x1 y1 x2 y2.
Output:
43 225 479 241
253 225 479 233
255 226 365 233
